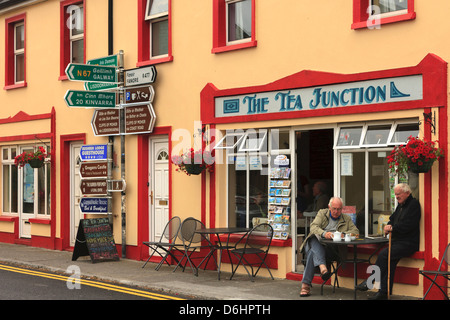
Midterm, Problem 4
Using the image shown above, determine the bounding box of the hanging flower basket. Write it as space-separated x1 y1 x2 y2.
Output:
14 146 48 168
387 136 444 175
171 148 214 176
184 163 205 175
27 158 45 169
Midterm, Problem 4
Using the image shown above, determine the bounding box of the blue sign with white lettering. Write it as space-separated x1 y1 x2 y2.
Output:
80 144 108 161
79 197 109 214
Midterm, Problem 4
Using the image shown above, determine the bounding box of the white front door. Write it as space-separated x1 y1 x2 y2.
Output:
149 137 169 244
70 143 82 246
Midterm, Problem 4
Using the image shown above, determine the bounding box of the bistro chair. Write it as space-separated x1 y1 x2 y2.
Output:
142 216 183 271
229 223 274 282
174 217 217 276
419 242 450 300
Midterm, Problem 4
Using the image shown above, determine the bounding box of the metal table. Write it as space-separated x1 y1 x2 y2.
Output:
320 237 389 299
196 227 251 280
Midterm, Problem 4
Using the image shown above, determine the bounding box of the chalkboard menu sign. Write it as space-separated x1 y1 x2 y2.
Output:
72 218 120 263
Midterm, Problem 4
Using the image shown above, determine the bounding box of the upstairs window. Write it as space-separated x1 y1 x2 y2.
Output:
60 0 85 80
138 0 173 66
352 0 415 29
212 0 256 53
4 14 26 90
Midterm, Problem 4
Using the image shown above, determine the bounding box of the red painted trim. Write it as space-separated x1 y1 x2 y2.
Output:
29 218 51 225
0 111 53 124
0 216 17 222
137 0 173 67
60 133 86 250
212 0 257 54
352 0 415 30
137 126 172 261
201 54 447 125
59 0 86 79
4 13 26 88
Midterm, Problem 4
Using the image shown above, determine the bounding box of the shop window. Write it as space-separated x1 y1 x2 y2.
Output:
60 0 85 80
336 121 419 237
2 147 18 214
212 0 256 53
214 131 245 150
138 0 173 66
388 122 419 145
2 146 51 217
238 129 267 152
270 129 290 151
352 0 415 30
4 14 26 90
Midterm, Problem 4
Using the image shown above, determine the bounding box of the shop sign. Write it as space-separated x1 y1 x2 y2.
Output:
79 197 109 214
215 75 423 118
79 144 109 161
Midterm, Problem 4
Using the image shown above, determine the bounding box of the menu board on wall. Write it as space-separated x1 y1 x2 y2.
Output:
72 218 120 263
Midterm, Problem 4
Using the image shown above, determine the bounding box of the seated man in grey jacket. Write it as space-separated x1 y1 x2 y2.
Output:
299 197 359 297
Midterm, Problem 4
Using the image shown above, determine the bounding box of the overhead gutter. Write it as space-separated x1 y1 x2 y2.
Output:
0 0 47 15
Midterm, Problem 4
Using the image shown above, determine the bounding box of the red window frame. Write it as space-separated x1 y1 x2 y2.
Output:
59 0 86 80
212 0 257 54
352 0 416 30
4 13 26 90
137 0 173 67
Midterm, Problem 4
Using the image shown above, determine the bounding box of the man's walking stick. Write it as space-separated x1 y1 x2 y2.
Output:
387 232 392 300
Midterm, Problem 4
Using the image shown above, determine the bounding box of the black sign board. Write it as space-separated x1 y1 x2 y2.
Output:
72 218 120 263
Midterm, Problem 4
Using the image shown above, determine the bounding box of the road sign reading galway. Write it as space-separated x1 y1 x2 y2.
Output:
65 90 117 108
125 66 157 87
85 54 119 91
91 109 121 136
80 162 108 179
65 63 117 83
124 103 156 135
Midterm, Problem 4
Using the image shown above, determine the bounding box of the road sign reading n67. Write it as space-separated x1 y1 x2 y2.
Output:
65 63 117 83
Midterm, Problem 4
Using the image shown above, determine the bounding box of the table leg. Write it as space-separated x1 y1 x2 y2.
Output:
353 246 357 300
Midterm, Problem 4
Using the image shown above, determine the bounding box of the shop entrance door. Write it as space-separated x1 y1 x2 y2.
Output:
294 129 334 272
149 137 169 247
70 143 82 246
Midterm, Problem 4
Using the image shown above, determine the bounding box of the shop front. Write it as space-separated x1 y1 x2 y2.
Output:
200 54 448 297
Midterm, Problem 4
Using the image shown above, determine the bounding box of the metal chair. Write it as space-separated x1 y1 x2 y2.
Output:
142 216 183 270
419 242 450 300
174 217 217 276
229 223 274 282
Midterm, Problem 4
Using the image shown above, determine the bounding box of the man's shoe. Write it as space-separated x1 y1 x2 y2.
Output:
356 280 368 291
368 291 388 300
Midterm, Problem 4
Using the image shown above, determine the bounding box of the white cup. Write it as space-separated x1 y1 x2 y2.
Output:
345 233 351 242
332 231 341 242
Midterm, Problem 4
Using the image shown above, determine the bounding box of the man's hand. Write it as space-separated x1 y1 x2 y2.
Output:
384 225 393 235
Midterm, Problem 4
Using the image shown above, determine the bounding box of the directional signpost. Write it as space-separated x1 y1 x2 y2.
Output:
79 144 109 161
65 90 117 108
124 103 156 135
124 85 155 104
80 179 108 196
85 54 119 91
79 197 110 214
80 162 108 179
65 63 117 83
91 109 121 136
125 66 157 87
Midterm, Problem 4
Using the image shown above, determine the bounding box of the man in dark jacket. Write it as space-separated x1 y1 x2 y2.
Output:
357 183 421 300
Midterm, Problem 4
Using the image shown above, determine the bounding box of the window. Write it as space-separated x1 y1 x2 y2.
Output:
212 0 256 53
352 0 415 29
2 147 18 214
4 14 26 89
138 0 173 66
60 0 85 80
335 121 419 237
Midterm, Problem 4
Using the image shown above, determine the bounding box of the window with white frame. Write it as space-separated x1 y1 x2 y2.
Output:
146 0 169 59
69 4 84 63
14 22 25 83
1 146 51 217
2 147 18 214
226 0 252 44
335 121 419 237
370 0 408 17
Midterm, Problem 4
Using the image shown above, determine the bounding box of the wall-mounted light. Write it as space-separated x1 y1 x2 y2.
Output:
419 111 436 134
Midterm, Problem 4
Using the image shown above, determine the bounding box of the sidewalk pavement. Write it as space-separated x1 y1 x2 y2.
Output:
0 242 417 300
